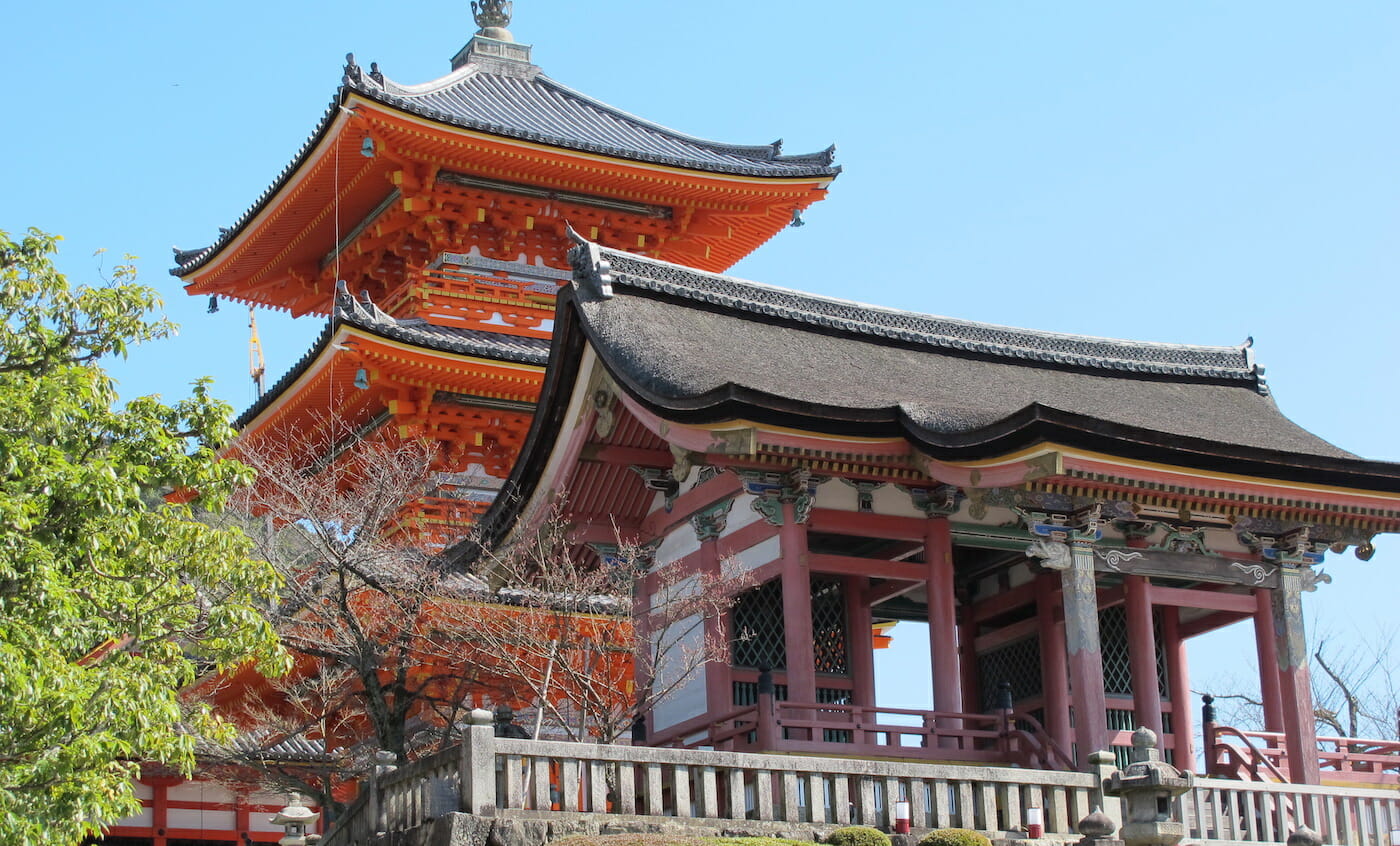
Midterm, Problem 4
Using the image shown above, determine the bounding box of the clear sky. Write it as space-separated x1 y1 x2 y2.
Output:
4 2 1398 733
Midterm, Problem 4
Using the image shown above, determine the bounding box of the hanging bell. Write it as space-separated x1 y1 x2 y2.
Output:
360 136 376 158
207 295 219 314
353 368 370 390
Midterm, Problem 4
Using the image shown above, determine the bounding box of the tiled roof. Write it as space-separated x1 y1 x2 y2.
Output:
234 285 549 430
569 238 1264 385
351 50 839 179
564 236 1367 463
171 44 836 277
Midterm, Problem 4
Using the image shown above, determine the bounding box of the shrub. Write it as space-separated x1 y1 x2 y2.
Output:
917 829 991 846
826 826 892 846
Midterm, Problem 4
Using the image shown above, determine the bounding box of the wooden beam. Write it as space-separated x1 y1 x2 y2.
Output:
640 471 745 537
970 581 1039 623
864 579 923 606
808 553 927 581
1179 609 1251 638
579 444 672 468
808 508 925 541
1148 585 1255 614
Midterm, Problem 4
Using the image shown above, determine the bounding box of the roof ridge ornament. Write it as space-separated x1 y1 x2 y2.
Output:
472 0 514 40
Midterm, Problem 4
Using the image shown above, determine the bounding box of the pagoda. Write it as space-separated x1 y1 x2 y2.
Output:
170 0 836 536
102 5 838 844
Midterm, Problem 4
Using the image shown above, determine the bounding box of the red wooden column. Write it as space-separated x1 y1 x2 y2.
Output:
1123 575 1163 736
779 500 817 707
1161 606 1194 767
846 576 876 707
1252 587 1286 731
1274 567 1322 784
924 517 962 714
695 530 733 719
1037 574 1073 756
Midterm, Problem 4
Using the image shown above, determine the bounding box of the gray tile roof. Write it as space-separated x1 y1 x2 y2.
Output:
234 285 549 430
171 47 836 277
565 238 1363 463
353 52 839 178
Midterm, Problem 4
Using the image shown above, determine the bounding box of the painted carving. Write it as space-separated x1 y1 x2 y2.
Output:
1273 567 1308 670
1229 561 1270 586
691 498 734 542
1155 524 1209 555
842 478 885 513
1026 538 1072 571
1094 548 1145 572
1299 566 1332 592
592 387 616 439
669 444 699 484
901 483 963 517
629 466 679 510
740 468 822 526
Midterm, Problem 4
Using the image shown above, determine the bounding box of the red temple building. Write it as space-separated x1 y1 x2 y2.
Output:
107 2 1400 844
464 236 1400 786
105 3 836 844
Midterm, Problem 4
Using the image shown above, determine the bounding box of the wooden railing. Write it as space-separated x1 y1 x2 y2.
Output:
657 695 1075 772
1206 722 1400 786
1181 776 1400 845
382 265 557 336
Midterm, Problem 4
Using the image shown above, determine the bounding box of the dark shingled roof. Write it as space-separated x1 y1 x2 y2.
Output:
564 237 1375 469
171 42 837 276
234 285 549 430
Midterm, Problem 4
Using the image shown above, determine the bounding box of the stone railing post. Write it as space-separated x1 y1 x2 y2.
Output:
1088 749 1123 833
460 707 498 816
370 749 397 836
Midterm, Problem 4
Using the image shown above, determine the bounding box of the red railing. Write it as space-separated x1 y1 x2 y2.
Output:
657 693 1076 772
383 266 556 336
1206 721 1400 785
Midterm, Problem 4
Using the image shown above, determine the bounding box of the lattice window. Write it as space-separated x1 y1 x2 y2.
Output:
812 577 850 675
1099 606 1169 698
732 577 850 675
732 680 788 705
733 579 786 670
977 636 1043 709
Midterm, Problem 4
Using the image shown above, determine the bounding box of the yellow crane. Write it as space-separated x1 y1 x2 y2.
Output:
249 305 266 398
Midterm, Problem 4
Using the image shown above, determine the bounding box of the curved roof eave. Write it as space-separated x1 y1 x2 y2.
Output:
173 58 839 279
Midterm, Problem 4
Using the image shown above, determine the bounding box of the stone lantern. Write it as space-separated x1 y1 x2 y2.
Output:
270 793 322 846
1105 728 1193 846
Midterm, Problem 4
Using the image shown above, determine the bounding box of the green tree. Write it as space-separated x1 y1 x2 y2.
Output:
0 229 286 845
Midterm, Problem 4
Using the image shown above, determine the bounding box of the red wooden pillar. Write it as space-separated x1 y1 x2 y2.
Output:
1062 540 1109 762
1161 606 1194 767
846 576 876 706
1252 587 1285 731
924 517 962 714
1123 575 1163 736
779 501 817 706
1037 575 1073 756
957 585 980 713
698 536 733 719
1274 569 1321 784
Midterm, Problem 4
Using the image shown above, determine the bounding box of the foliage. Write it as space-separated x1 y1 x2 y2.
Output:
825 826 892 846
917 829 992 846
209 431 495 811
467 498 749 743
0 229 285 845
549 837 814 846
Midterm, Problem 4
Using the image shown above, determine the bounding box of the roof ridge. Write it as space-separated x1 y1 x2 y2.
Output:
568 238 1265 388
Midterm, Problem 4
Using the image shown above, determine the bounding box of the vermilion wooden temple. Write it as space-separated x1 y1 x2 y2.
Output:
109 5 836 845
108 2 1400 844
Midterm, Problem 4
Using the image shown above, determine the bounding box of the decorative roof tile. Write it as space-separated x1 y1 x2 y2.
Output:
569 238 1264 387
234 286 549 429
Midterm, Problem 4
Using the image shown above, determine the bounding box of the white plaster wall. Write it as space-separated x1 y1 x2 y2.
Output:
653 523 700 569
169 808 236 831
1007 560 1035 588
650 574 701 614
721 493 762 536
812 482 848 511
169 781 234 803
870 484 927 518
733 534 781 574
651 614 707 731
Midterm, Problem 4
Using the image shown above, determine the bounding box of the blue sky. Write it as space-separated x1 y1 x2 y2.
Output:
4 2 1398 723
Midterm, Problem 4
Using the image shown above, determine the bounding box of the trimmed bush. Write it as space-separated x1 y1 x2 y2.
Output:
917 829 991 846
826 826 892 846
